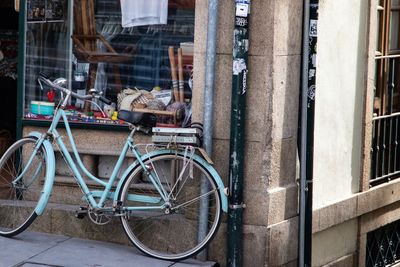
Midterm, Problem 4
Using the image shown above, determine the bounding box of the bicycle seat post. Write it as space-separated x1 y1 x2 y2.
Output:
128 124 137 138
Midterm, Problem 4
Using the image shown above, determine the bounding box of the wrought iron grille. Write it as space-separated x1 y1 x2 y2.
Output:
371 58 400 186
371 113 400 186
366 220 400 267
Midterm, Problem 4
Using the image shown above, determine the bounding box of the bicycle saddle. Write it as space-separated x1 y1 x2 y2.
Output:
117 110 157 127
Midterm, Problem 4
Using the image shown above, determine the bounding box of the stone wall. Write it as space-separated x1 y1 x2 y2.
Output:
192 0 302 266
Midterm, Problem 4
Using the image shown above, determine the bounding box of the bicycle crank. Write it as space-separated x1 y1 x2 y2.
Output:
88 209 112 225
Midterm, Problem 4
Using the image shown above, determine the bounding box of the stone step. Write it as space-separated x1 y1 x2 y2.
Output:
0 231 217 267
0 201 125 244
0 201 220 265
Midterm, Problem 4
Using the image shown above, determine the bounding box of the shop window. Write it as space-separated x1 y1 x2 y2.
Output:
371 0 400 185
22 0 195 127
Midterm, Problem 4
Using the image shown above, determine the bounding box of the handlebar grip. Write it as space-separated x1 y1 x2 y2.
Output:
99 96 112 105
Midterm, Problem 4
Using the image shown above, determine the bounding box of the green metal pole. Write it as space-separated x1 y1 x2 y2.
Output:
227 1 251 266
16 0 26 140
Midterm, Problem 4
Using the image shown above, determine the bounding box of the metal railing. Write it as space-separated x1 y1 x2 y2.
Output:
371 58 400 186
371 112 400 185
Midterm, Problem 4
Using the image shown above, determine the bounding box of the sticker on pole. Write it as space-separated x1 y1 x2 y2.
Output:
236 0 251 4
236 3 249 17
309 19 318 37
233 59 247 75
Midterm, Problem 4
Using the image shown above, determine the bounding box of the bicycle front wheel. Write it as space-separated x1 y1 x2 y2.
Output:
119 153 222 260
0 137 48 237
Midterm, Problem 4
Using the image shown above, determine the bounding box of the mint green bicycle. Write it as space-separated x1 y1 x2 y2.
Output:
0 75 228 261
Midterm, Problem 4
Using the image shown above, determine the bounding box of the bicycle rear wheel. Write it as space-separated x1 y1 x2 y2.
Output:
0 137 48 237
119 153 222 260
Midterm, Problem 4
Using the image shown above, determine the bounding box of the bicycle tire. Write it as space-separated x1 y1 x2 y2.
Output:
119 152 222 261
0 137 48 237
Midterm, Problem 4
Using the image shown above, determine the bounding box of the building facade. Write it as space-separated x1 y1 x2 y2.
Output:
6 0 400 266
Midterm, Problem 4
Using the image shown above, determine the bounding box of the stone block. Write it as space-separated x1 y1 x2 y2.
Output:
192 51 206 122
23 127 150 157
49 179 88 205
359 200 400 235
27 209 53 235
280 260 298 267
192 24 274 143
266 216 298 266
215 0 235 55
196 54 273 142
271 55 301 140
358 235 367 267
267 184 298 226
273 0 303 56
245 55 273 142
244 141 267 191
212 54 233 140
211 139 230 185
248 0 274 56
357 180 400 217
193 0 234 55
210 223 268 267
208 222 227 265
322 254 356 267
194 0 275 56
55 153 98 178
242 224 268 267
243 189 269 226
49 205 129 246
268 138 298 189
193 0 208 55
50 207 89 239
55 152 73 177
312 219 358 267
97 155 135 179
313 196 357 234
200 55 272 141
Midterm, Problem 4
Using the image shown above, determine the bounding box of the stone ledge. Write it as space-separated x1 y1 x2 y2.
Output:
266 216 298 266
313 177 400 233
22 126 150 157
322 254 356 267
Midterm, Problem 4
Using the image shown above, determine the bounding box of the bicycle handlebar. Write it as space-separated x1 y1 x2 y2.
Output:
37 75 112 105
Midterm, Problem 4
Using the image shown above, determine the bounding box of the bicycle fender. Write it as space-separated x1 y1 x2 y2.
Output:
28 132 56 215
115 149 228 213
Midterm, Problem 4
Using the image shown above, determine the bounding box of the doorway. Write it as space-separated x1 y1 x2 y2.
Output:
0 1 18 149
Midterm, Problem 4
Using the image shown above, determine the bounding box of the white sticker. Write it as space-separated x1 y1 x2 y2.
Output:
236 3 249 17
311 54 317 67
309 69 316 80
309 19 318 37
233 59 247 75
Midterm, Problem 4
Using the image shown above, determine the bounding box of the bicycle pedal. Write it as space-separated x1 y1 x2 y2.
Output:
75 206 88 219
113 201 123 212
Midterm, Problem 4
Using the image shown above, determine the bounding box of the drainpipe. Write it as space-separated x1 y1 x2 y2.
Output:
299 0 318 266
227 1 251 266
199 0 219 261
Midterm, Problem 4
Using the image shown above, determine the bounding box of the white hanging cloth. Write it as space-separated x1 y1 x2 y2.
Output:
120 0 168 27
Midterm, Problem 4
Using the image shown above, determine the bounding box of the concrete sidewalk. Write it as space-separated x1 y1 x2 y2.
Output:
0 231 216 267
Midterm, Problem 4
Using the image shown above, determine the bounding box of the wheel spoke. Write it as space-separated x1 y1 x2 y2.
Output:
0 137 46 236
120 153 221 260
172 189 217 211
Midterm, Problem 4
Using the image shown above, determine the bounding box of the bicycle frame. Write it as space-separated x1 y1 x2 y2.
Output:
34 108 169 212
26 107 228 217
